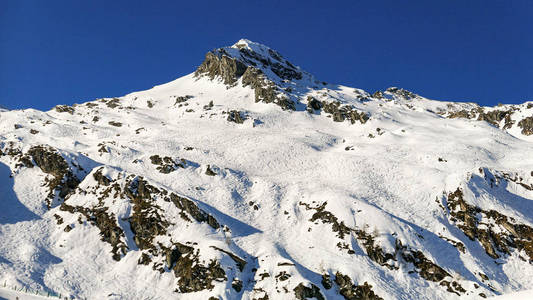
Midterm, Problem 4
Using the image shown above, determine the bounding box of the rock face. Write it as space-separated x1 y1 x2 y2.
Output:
293 282 324 300
195 51 247 86
446 175 533 261
518 116 533 135
334 272 382 300
27 145 81 206
195 40 301 111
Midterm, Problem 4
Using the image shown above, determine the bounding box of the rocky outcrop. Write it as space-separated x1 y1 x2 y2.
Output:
306 96 323 113
227 110 246 124
125 177 170 250
27 146 80 207
195 51 248 86
477 109 514 128
174 95 194 105
60 203 128 261
242 66 295 110
334 272 382 300
293 283 324 300
173 248 226 293
322 101 369 124
149 155 186 174
194 43 298 111
54 105 75 114
299 201 465 295
385 87 418 100
446 187 533 261
170 193 220 229
518 116 533 135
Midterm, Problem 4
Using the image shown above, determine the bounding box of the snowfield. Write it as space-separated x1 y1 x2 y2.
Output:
1 39 533 299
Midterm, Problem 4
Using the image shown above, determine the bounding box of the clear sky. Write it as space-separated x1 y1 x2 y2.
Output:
1 1 531 110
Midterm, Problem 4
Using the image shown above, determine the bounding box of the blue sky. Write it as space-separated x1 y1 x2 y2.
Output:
1 1 531 110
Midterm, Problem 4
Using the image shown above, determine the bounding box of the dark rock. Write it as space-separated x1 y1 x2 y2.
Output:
322 101 369 124
195 51 247 86
232 279 243 292
54 105 74 114
93 169 111 186
386 87 418 100
242 66 295 111
205 165 217 176
211 246 246 271
108 121 122 127
321 274 332 289
138 253 152 265
518 116 533 135
173 250 226 293
105 98 121 108
447 187 533 261
477 110 513 127
227 110 246 124
28 145 80 206
126 177 169 250
170 193 220 229
293 283 324 300
174 95 194 105
61 203 127 260
306 96 322 112
334 272 383 300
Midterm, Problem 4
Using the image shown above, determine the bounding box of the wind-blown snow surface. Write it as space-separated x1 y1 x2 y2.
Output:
1 39 533 299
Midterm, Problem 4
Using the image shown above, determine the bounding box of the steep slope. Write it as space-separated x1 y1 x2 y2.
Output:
1 39 533 300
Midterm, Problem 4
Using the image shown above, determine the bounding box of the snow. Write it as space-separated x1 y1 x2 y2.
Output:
489 289 533 299
1 39 533 299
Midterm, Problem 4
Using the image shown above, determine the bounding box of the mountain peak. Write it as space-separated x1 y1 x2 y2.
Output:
195 39 307 86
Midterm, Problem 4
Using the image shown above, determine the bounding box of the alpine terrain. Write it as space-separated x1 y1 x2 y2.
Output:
1 39 533 300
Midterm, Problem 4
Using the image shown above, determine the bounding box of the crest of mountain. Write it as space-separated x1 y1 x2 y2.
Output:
1 39 533 300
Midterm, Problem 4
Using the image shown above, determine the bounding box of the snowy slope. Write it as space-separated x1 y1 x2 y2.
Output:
1 39 533 300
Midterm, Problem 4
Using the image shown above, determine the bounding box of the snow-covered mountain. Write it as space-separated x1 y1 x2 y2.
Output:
1 39 533 300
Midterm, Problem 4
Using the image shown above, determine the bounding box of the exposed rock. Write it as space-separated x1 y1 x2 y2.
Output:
322 101 369 124
54 105 74 114
518 116 533 135
60 203 127 261
27 145 80 206
173 249 226 293
195 51 247 86
386 87 418 100
334 272 382 300
306 96 323 113
477 109 514 128
108 121 122 127
300 201 464 295
174 95 194 105
321 274 332 290
170 193 220 229
149 155 185 174
125 177 169 250
227 110 246 124
242 66 295 111
446 187 533 261
105 98 121 109
232 278 243 292
293 283 324 300
205 165 217 176
211 246 246 271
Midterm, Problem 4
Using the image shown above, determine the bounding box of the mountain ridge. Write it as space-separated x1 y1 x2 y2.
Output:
1 39 533 300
